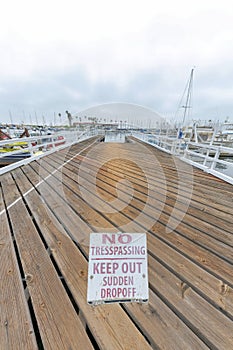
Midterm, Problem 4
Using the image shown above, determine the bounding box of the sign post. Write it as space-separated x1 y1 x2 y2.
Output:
87 232 148 304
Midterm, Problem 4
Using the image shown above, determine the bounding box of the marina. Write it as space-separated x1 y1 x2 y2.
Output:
2 2 233 348
1 133 233 349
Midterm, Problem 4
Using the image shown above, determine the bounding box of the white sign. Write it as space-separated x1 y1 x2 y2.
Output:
87 233 148 304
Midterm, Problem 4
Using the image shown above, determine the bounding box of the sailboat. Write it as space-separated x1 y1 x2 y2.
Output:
177 69 233 159
181 67 194 126
176 68 216 144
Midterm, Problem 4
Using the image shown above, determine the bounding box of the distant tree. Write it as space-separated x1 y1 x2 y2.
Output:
65 110 73 127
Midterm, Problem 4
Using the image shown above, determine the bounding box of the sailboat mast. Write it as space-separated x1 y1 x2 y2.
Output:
182 67 194 125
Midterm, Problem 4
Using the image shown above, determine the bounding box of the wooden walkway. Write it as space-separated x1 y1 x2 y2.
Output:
1 136 233 349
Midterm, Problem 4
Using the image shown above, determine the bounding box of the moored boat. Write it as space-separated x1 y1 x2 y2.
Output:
0 149 31 166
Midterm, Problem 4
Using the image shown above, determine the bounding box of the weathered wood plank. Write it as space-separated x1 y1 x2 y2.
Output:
150 220 233 285
81 146 233 218
123 290 209 350
58 153 233 264
13 166 153 350
0 185 38 350
20 164 211 350
132 137 233 192
149 259 233 349
147 234 233 317
2 137 233 350
67 155 233 233
24 151 233 349
81 142 233 212
40 148 233 286
1 172 94 350
56 151 233 315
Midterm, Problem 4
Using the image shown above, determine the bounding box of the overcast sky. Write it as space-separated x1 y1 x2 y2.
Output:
1 0 233 126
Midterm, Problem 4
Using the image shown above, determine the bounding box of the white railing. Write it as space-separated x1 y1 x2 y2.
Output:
2 129 233 185
181 142 233 185
132 132 184 154
132 132 233 185
0 129 99 175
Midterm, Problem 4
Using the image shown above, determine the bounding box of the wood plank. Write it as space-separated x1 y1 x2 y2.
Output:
58 153 233 263
40 149 233 286
79 150 232 238
13 166 153 350
147 234 233 317
149 259 233 350
66 155 233 233
81 145 233 215
31 160 123 230
65 144 232 213
0 184 38 350
54 152 233 315
5 139 233 349
81 142 233 212
19 164 211 350
123 290 209 350
24 151 233 348
132 137 233 192
150 220 233 286
1 172 94 350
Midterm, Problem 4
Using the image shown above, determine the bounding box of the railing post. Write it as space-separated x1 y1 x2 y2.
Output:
203 148 210 166
28 140 34 156
210 147 220 170
52 136 56 149
172 139 180 155
177 139 183 155
184 143 189 159
171 140 175 154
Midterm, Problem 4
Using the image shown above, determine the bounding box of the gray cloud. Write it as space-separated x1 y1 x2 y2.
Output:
1 64 233 125
1 1 233 125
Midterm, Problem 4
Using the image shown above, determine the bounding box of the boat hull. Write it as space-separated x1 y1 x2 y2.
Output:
0 151 31 166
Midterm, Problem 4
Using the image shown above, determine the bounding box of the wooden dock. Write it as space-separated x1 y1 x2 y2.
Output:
1 136 233 349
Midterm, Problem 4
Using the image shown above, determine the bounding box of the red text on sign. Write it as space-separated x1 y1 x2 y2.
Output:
93 262 119 274
102 233 132 244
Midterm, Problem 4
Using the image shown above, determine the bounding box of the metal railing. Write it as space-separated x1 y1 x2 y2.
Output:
2 128 232 185
181 142 233 185
132 132 184 154
0 129 99 175
132 132 233 185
